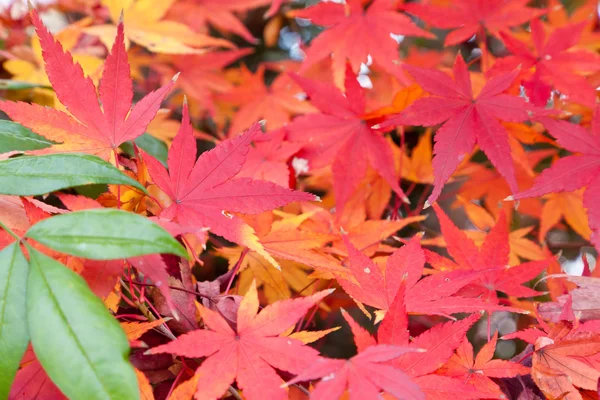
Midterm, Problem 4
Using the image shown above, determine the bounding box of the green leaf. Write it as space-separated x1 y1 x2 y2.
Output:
0 120 55 153
0 153 147 195
0 243 29 399
26 248 139 400
25 208 188 259
136 134 168 165
121 133 168 166
0 79 52 90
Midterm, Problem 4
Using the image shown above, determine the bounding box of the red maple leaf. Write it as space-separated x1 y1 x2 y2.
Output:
337 235 517 319
217 64 315 135
492 19 600 107
337 293 491 399
511 107 600 253
285 313 424 400
291 0 434 85
154 49 252 116
429 204 549 304
0 10 175 161
149 281 332 400
504 320 600 399
9 348 65 400
142 102 317 268
437 331 529 396
235 128 302 188
376 292 493 399
404 0 545 46
167 0 258 43
383 54 531 205
287 65 407 215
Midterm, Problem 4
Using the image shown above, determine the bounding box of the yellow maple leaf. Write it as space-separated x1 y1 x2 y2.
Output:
85 0 233 54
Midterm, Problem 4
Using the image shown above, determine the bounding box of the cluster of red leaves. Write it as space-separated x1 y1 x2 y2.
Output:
1 0 600 399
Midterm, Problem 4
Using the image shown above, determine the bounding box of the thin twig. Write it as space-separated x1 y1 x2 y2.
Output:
292 384 310 396
225 248 249 294
228 386 242 400
130 280 209 298
119 278 177 341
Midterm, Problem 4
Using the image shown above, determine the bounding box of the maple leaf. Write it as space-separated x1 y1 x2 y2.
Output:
142 102 318 268
539 190 592 243
217 64 315 134
341 293 490 399
543 0 600 52
297 203 424 259
287 65 408 215
0 11 175 161
376 295 494 399
382 53 531 205
286 345 424 400
404 0 544 46
85 0 233 54
400 129 435 185
235 128 302 188
168 0 289 43
9 348 66 400
290 0 434 87
218 211 344 302
539 275 600 323
167 0 258 43
511 107 600 253
428 204 548 304
337 235 515 320
154 49 252 116
506 321 600 400
4 17 103 107
438 331 529 396
148 280 332 400
492 19 600 107
456 149 553 225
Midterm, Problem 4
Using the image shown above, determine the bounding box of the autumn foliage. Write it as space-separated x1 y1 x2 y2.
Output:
0 0 600 399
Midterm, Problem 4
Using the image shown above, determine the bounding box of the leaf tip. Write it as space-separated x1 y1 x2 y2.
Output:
504 195 514 201
171 308 180 321
423 200 431 209
402 195 411 205
172 72 181 82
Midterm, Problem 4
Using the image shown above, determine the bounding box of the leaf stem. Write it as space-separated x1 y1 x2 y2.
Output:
225 247 249 294
130 280 209 299
228 386 242 400
113 149 122 210
119 278 176 341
